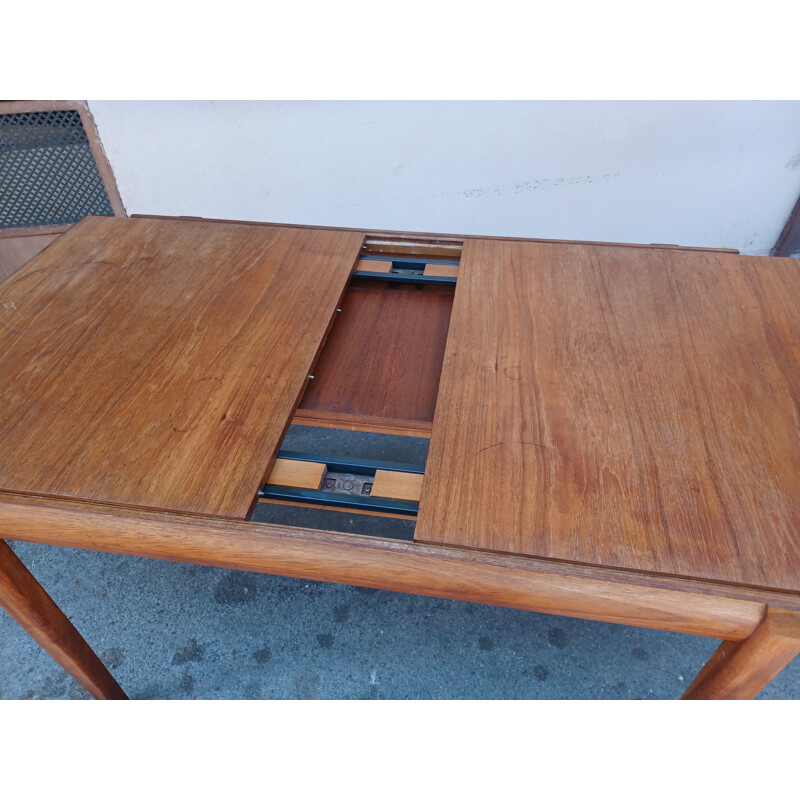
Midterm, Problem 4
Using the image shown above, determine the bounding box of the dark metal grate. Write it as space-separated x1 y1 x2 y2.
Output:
0 109 114 228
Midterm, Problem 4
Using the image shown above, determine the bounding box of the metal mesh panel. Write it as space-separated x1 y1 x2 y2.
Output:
0 109 114 228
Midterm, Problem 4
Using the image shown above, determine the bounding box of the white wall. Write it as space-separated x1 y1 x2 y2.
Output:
88 101 800 254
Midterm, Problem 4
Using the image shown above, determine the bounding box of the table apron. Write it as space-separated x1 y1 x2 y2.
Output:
0 493 769 642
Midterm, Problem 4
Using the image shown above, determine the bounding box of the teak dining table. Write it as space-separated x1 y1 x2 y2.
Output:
1 214 800 700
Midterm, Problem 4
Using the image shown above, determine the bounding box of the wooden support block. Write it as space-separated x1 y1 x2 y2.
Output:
266 458 327 490
371 470 424 502
423 264 459 279
682 608 800 699
357 259 393 273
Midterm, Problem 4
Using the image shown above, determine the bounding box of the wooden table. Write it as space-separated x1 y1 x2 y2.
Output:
2 215 799 700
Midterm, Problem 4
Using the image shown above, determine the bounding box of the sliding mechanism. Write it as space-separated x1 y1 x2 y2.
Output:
259 449 424 517
353 270 456 287
353 255 458 286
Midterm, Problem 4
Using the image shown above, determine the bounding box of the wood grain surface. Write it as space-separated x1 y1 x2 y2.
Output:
298 282 453 428
0 216 363 518
416 240 800 592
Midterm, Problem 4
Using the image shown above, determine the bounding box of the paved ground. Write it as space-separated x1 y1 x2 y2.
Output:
2 426 798 700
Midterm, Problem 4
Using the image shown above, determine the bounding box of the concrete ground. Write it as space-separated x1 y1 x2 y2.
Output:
1 426 798 700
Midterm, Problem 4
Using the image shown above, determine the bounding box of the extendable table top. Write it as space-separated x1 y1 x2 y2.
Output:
1 215 799 700
0 216 363 517
417 239 800 592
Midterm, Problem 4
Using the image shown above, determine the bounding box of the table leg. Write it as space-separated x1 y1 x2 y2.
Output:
0 540 127 700
682 608 800 699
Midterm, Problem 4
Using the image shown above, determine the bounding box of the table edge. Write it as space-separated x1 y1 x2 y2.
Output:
3 491 799 642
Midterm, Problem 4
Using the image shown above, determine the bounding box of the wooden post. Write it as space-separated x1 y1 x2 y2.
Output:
772 194 800 257
682 608 800 699
0 540 127 700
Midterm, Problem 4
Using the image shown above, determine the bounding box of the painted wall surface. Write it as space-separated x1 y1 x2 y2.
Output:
88 101 800 254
